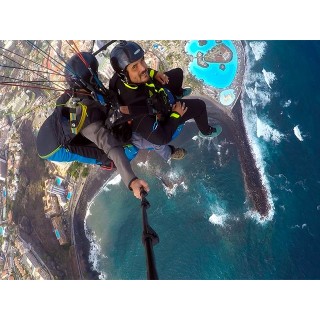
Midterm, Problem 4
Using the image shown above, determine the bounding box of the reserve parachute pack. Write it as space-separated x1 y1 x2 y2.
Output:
60 93 133 145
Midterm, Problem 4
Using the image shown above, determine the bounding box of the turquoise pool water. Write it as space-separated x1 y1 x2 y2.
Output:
185 40 237 89
0 226 3 236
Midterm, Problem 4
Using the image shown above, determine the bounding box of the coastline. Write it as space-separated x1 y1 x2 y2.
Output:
231 99 271 216
73 166 115 279
73 94 271 279
201 95 271 216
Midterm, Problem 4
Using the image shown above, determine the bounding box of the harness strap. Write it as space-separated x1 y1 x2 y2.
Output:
69 102 87 134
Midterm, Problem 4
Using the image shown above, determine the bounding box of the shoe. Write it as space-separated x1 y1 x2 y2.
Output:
198 124 222 139
176 87 192 99
170 146 187 160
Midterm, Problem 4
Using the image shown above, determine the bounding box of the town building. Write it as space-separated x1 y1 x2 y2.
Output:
43 193 60 218
0 158 6 182
20 251 50 279
51 216 68 246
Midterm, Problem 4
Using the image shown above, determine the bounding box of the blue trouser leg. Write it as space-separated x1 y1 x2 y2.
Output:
46 147 101 164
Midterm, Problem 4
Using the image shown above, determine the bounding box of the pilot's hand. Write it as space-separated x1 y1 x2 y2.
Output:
130 179 150 199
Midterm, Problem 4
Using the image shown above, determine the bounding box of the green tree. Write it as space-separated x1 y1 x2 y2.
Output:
81 167 89 178
67 162 83 179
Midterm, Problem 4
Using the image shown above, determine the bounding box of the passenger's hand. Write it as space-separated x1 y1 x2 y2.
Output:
155 72 169 85
172 101 188 116
130 179 150 199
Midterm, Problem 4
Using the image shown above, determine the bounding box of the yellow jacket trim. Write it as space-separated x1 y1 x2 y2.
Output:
39 145 62 159
170 112 180 119
124 82 138 90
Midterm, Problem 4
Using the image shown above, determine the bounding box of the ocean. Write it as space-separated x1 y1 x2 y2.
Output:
85 41 320 280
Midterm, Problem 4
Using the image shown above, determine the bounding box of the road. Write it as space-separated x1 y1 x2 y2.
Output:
69 176 86 279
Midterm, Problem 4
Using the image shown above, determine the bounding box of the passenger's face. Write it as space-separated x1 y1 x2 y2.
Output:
126 56 149 84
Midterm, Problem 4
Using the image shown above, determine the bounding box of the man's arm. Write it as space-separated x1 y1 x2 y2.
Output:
108 146 149 199
81 121 149 198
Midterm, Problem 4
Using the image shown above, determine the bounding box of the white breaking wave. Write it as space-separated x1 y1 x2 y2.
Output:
209 213 228 226
249 41 267 61
256 117 285 143
84 219 108 280
162 169 188 197
283 100 292 108
244 77 272 108
291 223 307 229
84 205 105 279
262 69 276 89
102 173 122 192
106 174 121 185
293 125 304 141
245 42 276 109
85 172 121 215
208 201 230 227
244 210 269 225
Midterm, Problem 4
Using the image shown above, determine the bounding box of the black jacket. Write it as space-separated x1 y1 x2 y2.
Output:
36 92 137 188
109 72 182 145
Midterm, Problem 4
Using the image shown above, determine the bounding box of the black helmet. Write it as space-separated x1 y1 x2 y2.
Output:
110 41 144 81
64 52 99 90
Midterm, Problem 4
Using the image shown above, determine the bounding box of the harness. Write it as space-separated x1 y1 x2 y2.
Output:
109 71 173 118
68 100 88 135
37 97 89 160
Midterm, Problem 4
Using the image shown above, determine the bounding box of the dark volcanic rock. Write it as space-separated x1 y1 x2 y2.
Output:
19 216 33 234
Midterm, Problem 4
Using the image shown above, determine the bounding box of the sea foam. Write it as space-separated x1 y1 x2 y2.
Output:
209 213 228 226
293 125 304 141
283 100 292 108
256 118 285 143
101 173 122 192
164 169 188 197
207 200 230 227
249 41 267 61
262 69 276 89
84 220 108 279
244 77 272 108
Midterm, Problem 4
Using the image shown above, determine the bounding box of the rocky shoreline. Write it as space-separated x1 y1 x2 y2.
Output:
231 100 271 216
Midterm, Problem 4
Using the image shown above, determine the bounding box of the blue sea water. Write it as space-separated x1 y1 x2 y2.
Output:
86 41 320 280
